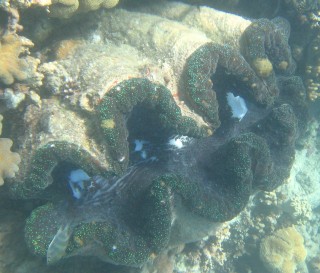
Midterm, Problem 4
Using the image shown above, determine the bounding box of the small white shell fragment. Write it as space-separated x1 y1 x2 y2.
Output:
168 135 192 149
226 92 248 121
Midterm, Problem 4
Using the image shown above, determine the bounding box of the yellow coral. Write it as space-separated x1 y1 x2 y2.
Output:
252 57 273 78
260 227 307 273
101 119 116 129
49 0 118 18
0 34 32 85
49 0 79 18
278 61 289 71
102 0 118 8
0 138 21 186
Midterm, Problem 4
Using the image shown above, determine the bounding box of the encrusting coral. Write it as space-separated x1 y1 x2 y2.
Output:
0 6 43 88
260 227 307 273
5 2 309 268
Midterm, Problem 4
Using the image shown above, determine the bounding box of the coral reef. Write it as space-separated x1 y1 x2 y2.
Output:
8 4 304 180
283 0 320 29
0 34 31 85
281 197 312 225
0 0 50 11
304 33 320 100
49 0 119 18
240 17 295 75
137 2 295 107
0 8 42 87
37 5 300 131
0 1 311 271
3 88 26 109
22 103 297 266
205 119 319 273
0 138 21 186
280 0 320 101
260 227 307 273
164 0 319 104
0 110 21 188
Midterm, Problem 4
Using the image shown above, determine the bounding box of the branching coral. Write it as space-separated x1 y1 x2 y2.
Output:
282 197 312 224
0 138 21 185
0 6 42 88
0 114 21 186
0 34 33 85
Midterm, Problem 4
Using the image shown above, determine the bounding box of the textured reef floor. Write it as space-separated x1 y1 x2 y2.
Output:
0 0 320 272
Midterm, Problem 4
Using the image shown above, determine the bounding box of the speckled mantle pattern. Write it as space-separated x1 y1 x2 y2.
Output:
0 1 310 271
